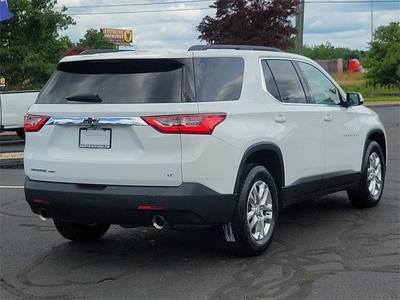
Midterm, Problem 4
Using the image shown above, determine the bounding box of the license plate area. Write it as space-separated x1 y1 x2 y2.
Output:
79 127 111 149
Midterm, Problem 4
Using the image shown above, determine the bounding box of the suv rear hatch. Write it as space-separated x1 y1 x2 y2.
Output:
24 55 197 186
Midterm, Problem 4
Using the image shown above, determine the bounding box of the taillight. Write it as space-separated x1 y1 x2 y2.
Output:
142 114 226 134
24 114 51 132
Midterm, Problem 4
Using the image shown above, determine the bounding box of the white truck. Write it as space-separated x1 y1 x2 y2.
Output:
0 90 39 139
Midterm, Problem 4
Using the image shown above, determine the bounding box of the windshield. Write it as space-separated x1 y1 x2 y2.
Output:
37 59 185 104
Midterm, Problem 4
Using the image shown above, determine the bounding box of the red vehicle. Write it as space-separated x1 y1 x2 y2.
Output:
348 59 365 74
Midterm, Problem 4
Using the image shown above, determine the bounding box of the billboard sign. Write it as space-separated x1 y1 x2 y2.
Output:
101 28 133 46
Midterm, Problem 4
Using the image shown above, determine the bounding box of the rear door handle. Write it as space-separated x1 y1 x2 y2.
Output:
274 115 286 123
324 114 333 122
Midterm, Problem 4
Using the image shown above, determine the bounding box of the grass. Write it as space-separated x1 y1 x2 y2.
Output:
331 73 400 102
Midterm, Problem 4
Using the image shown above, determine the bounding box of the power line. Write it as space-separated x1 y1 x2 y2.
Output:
57 0 400 10
67 7 212 16
57 0 399 16
56 0 213 10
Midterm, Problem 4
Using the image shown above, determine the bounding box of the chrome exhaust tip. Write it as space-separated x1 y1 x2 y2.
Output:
152 215 165 230
38 207 49 221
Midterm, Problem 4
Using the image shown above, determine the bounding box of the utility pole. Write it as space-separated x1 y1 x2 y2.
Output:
370 0 374 43
295 0 305 55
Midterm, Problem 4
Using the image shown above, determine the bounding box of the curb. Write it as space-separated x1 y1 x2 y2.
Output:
0 159 24 168
364 102 399 107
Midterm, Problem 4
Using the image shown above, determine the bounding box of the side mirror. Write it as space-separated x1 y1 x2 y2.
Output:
346 92 364 106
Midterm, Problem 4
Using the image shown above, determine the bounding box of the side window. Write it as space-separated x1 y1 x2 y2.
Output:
297 62 341 105
261 60 281 100
193 57 244 102
266 60 307 104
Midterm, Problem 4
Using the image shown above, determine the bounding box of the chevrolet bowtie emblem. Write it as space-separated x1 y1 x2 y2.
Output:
84 117 99 124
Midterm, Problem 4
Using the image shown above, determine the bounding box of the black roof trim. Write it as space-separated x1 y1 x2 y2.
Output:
188 45 284 52
79 49 136 55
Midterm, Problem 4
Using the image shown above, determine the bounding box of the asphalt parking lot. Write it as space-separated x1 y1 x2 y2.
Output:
0 105 399 299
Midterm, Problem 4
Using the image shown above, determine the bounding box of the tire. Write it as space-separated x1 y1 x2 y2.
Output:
53 219 110 242
223 164 279 256
347 140 385 208
16 129 25 140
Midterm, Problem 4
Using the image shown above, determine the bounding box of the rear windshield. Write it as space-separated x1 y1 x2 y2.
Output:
37 57 244 104
37 59 186 104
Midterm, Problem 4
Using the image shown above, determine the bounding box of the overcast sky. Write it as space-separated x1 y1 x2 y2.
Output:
54 0 400 51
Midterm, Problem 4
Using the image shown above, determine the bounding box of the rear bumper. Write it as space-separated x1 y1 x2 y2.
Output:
24 177 236 226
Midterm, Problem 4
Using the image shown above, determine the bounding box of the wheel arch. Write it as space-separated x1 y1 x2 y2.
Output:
365 129 387 165
234 143 285 210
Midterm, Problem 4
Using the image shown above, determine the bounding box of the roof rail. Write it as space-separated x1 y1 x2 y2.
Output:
79 45 149 55
79 49 121 55
188 44 283 52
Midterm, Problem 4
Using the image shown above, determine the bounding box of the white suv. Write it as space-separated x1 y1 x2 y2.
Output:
24 45 387 256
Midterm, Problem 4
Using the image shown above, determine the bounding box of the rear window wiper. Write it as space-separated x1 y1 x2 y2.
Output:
66 94 102 103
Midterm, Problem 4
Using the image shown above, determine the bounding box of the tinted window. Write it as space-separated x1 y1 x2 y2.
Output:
261 60 281 100
266 60 307 103
194 58 244 101
37 59 187 104
297 62 341 105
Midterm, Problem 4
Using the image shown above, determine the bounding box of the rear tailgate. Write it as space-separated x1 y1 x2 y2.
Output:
24 103 199 186
24 56 197 186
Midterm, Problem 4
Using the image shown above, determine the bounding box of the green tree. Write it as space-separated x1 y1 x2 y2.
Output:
59 35 74 49
197 0 299 50
0 0 75 90
78 28 116 49
362 22 400 91
303 42 365 60
303 42 337 59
